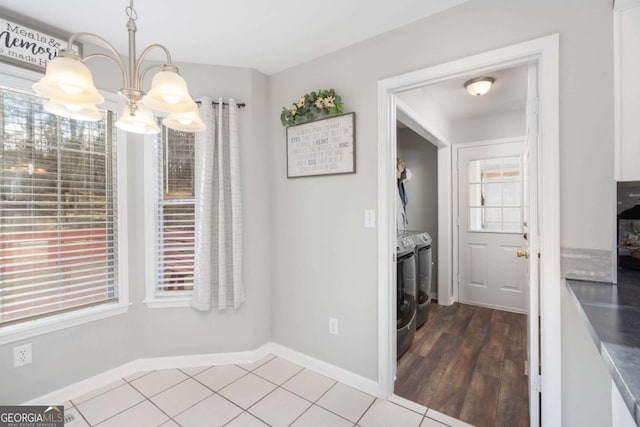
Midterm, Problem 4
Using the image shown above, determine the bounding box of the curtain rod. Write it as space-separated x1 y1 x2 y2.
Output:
195 100 246 108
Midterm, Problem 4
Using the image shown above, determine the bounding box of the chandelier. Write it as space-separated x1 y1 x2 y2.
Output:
32 0 205 134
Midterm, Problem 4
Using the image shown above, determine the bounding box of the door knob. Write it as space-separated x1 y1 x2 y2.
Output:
516 250 529 259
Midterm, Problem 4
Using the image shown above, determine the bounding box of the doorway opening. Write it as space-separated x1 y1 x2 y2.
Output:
377 35 561 427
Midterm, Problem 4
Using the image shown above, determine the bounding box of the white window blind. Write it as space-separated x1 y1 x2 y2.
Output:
0 86 118 326
156 127 194 293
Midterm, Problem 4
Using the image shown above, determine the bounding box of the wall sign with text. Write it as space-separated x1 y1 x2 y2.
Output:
0 14 80 72
286 113 356 178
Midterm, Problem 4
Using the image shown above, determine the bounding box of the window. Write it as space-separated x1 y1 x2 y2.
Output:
144 126 195 307
468 156 522 233
0 82 126 337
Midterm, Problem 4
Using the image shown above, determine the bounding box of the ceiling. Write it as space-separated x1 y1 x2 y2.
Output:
0 0 468 75
398 64 529 121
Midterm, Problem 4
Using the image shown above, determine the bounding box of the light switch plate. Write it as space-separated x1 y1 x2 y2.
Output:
364 209 376 228
329 318 339 335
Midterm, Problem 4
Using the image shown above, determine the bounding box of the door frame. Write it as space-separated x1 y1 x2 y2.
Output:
452 136 528 310
376 34 560 424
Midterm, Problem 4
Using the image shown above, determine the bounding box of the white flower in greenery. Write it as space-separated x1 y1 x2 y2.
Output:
297 97 305 108
324 95 336 108
291 104 298 115
315 98 324 108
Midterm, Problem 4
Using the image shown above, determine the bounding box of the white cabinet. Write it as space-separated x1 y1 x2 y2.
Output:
615 4 640 181
611 382 636 427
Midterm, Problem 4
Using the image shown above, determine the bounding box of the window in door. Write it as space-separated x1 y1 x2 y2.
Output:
468 156 522 233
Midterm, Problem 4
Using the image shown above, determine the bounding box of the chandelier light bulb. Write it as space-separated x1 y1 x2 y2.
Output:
162 100 205 132
162 95 181 105
115 104 160 134
33 55 104 106
63 103 83 112
143 68 193 113
44 100 102 122
59 84 83 95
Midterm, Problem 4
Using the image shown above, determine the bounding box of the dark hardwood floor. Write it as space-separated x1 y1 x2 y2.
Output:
395 303 529 427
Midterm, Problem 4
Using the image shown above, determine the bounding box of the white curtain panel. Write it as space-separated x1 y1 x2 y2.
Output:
192 96 245 310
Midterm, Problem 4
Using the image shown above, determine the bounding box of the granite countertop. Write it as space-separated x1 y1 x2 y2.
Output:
566 269 640 426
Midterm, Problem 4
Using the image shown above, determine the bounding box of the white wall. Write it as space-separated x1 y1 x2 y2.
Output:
397 91 453 143
617 6 640 181
0 62 272 404
450 109 526 144
397 127 439 295
268 0 614 400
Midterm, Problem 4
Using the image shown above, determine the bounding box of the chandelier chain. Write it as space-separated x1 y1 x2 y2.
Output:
125 0 137 21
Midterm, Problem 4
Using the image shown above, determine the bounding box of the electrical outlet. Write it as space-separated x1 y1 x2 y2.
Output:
329 317 339 335
14 343 32 367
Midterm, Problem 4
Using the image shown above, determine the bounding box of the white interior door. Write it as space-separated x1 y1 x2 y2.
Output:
457 141 528 313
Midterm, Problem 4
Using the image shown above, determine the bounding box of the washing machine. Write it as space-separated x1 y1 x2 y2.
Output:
396 234 417 359
410 232 433 329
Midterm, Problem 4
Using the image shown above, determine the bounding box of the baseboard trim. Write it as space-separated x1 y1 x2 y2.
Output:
23 343 272 405
23 342 380 405
134 344 273 371
269 343 379 396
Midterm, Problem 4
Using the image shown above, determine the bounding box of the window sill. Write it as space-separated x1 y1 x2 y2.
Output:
143 297 192 309
0 302 130 346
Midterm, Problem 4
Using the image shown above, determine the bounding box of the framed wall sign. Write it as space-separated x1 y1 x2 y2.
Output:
286 112 356 178
0 8 81 73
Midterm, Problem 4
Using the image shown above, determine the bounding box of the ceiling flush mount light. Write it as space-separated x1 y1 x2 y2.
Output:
32 0 204 134
464 77 495 96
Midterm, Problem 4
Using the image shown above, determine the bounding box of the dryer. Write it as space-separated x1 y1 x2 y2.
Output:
410 232 433 329
396 234 417 359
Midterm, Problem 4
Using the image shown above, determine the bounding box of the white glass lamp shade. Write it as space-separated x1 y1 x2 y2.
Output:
464 77 495 96
142 70 193 113
33 56 104 105
115 104 160 134
44 100 102 122
162 101 206 132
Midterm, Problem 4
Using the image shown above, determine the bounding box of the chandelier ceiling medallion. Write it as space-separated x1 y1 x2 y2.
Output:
32 0 205 134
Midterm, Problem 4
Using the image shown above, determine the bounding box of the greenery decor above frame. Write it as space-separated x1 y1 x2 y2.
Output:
280 89 343 127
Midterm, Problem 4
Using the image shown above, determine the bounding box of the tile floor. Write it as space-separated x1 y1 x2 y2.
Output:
62 354 473 427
